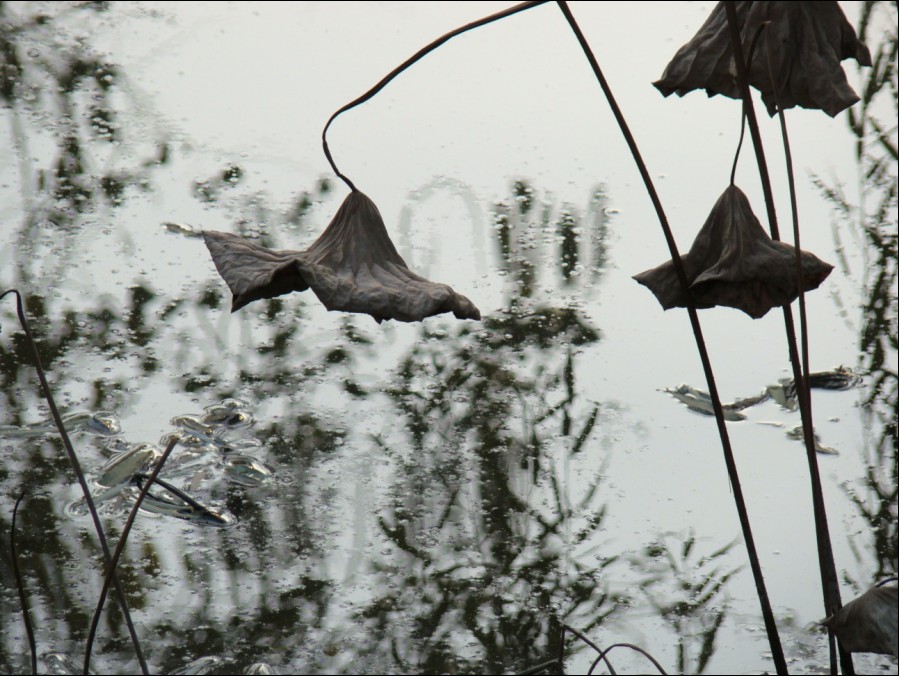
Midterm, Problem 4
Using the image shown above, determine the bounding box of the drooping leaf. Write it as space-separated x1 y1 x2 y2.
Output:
633 185 833 318
204 191 481 324
823 584 898 656
654 1 872 117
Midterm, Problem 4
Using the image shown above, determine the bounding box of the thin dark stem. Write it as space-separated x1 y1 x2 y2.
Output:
11 491 37 675
722 5 850 675
519 659 562 675
555 4 788 674
134 474 210 512
761 17 813 473
0 289 149 675
321 0 549 191
730 106 748 186
766 35 841 676
558 624 567 675
84 437 179 675
588 643 667 676
730 24 768 186
562 625 615 675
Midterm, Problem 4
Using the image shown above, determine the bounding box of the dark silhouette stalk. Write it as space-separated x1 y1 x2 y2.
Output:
730 99 749 186
765 36 812 425
84 436 179 675
562 625 614 674
722 4 851 674
763 27 843 673
729 25 769 186
322 0 549 191
558 624 568 675
11 492 37 675
555 3 788 673
0 289 149 675
520 659 562 675
587 643 668 676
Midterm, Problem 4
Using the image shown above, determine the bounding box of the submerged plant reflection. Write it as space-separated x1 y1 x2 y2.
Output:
359 255 615 674
817 1 898 585
633 532 741 675
0 173 352 671
1 139 781 676
0 2 170 291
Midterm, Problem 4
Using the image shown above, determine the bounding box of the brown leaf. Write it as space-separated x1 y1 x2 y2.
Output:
654 1 872 117
823 584 898 656
203 191 481 324
633 185 833 318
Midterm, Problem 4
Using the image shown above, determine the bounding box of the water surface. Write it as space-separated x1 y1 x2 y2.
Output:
0 2 896 674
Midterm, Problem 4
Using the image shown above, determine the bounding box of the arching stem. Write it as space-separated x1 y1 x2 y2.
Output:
722 3 851 673
321 0 549 191
555 3 788 673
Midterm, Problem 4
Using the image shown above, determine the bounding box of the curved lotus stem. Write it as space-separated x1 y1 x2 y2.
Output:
321 0 549 191
554 3 788 673
723 4 851 674
587 643 668 676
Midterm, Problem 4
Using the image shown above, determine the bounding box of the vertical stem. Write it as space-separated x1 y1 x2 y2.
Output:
722 4 851 674
11 492 37 675
774 71 847 677
769 85 812 419
0 289 149 675
84 437 179 675
555 3 788 673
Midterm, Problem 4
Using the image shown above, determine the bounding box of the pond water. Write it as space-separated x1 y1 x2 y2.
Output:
0 1 896 674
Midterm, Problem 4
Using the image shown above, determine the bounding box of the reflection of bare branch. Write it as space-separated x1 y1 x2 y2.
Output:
1 2 171 288
5 102 37 283
816 2 898 584
362 251 617 672
398 177 489 277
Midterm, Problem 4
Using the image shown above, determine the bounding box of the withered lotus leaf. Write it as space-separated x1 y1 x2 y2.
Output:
633 185 833 319
823 584 898 656
203 191 481 324
654 1 871 117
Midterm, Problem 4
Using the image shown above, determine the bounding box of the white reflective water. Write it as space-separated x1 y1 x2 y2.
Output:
0 2 895 674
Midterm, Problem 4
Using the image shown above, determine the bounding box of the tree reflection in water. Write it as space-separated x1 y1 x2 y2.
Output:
1 2 169 287
4 3 895 674
0 93 741 672
820 0 898 584
355 180 618 675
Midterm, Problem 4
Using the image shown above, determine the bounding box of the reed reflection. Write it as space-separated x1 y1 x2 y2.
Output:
1 169 748 674
349 181 613 674
820 1 898 583
0 2 170 289
1 176 344 673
